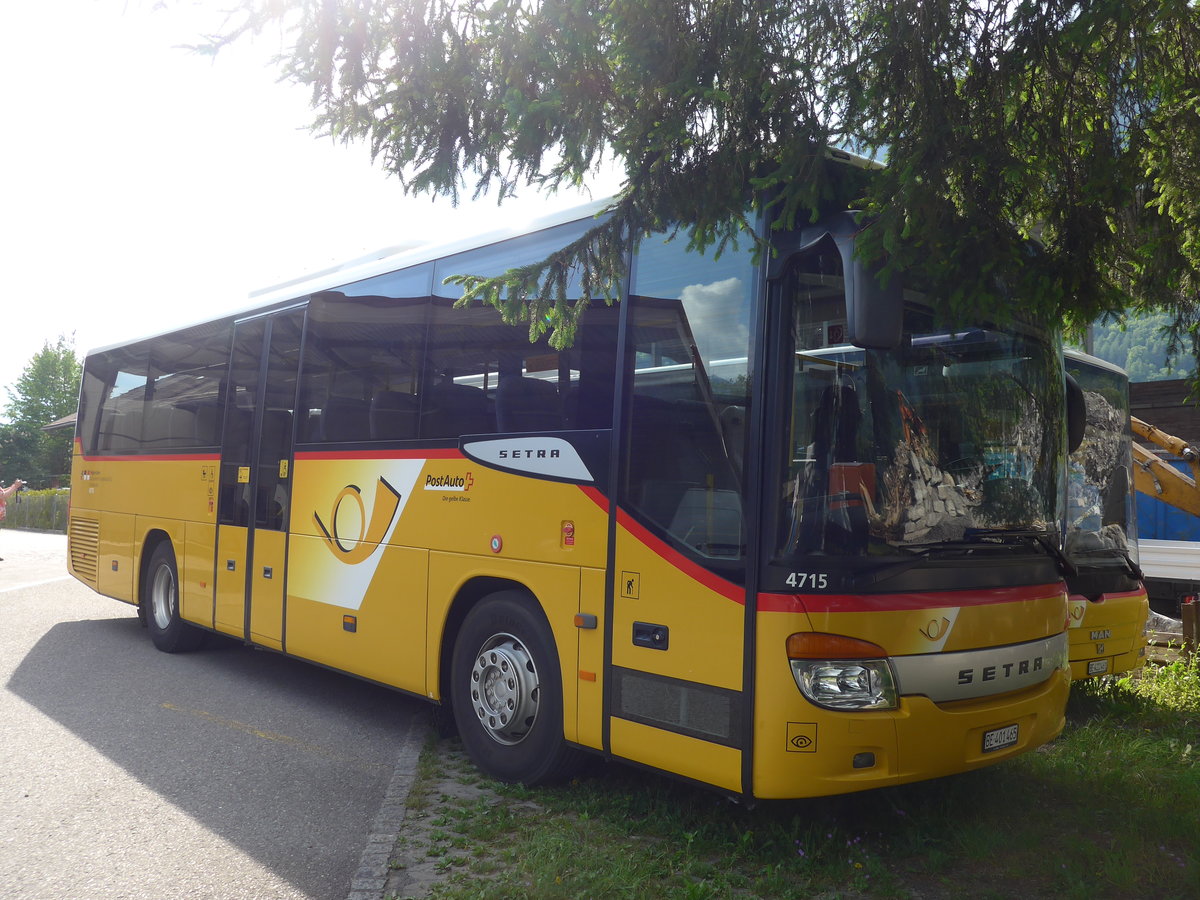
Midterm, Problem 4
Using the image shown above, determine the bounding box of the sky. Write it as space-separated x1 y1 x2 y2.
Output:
0 1 618 410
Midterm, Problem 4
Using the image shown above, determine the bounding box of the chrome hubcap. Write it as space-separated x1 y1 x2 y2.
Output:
469 632 540 745
151 564 176 630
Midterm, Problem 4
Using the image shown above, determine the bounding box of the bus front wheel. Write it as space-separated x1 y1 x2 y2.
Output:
142 542 205 653
451 592 582 785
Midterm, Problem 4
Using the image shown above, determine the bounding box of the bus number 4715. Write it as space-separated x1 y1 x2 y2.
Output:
785 572 828 590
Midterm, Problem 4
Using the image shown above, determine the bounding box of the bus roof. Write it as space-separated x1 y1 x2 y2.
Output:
86 145 879 359
1064 346 1128 378
86 195 614 358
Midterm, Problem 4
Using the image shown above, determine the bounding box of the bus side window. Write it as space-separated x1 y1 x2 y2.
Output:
109 406 144 452
421 377 492 438
220 407 255 527
620 228 756 566
299 293 428 445
258 409 294 529
193 402 223 447
496 375 561 433
370 390 419 441
621 306 744 560
319 397 371 443
92 347 149 454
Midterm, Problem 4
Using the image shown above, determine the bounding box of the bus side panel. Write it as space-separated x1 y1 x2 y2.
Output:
71 455 218 606
96 510 136 603
249 528 286 651
83 458 217 526
1068 589 1149 680
610 718 742 793
608 524 745 690
387 461 609 573
286 536 429 692
606 521 746 791
426 553 582 741
576 566 607 751
214 527 249 637
180 522 216 628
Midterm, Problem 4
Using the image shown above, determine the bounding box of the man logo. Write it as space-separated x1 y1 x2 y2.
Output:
313 477 403 564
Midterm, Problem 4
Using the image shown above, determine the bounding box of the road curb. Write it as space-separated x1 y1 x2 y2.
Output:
346 720 432 900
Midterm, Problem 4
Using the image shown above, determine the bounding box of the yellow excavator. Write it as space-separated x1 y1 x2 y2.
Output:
1130 416 1199 650
1131 417 1200 517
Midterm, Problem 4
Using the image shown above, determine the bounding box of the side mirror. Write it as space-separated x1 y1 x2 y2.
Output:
1065 373 1086 454
777 212 905 350
827 217 903 350
846 256 903 350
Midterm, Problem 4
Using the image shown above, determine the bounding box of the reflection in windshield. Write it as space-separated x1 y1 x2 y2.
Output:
680 276 752 366
1064 356 1138 567
778 247 1065 561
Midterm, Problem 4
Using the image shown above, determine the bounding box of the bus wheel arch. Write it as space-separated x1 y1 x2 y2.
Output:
140 535 205 653
448 585 582 784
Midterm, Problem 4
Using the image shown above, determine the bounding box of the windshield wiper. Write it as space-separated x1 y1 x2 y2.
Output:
851 539 1020 589
851 546 940 589
1070 546 1144 580
853 530 1076 589
964 528 1078 578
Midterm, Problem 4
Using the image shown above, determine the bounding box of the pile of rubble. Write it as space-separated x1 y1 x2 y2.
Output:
1076 390 1125 486
881 441 981 543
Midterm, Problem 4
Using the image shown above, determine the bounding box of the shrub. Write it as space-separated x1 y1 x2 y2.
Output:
1 488 69 533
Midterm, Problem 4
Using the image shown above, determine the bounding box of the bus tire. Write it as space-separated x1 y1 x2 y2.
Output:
451 591 582 785
142 542 205 653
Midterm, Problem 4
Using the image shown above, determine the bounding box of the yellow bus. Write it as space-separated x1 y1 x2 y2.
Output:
1063 349 1149 679
68 199 1073 799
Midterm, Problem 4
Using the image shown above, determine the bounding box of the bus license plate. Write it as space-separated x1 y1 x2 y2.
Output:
982 724 1019 753
1087 659 1109 676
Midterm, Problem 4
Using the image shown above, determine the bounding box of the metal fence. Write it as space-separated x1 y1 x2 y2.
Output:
1 489 69 533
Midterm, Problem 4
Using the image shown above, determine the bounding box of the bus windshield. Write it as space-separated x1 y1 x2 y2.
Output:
776 248 1066 564
1064 354 1138 569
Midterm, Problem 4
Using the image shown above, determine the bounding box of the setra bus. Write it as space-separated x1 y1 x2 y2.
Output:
67 196 1074 799
1063 349 1149 679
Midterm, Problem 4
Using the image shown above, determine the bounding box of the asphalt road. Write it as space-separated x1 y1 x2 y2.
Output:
0 528 428 900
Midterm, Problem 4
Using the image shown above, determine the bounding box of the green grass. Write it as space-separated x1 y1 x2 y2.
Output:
391 655 1200 900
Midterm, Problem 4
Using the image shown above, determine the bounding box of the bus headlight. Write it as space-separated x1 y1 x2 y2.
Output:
787 633 898 711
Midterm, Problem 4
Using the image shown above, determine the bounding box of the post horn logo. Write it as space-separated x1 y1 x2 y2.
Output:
313 477 402 565
920 616 952 641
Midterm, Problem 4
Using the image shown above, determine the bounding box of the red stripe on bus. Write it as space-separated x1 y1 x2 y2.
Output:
575 485 744 603
78 452 220 462
612 504 745 604
294 448 463 461
578 485 610 513
758 583 1066 615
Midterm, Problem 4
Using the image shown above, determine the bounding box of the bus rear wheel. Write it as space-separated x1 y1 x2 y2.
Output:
451 592 582 785
142 542 205 653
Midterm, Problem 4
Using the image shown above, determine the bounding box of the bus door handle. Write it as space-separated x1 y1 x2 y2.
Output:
633 621 669 650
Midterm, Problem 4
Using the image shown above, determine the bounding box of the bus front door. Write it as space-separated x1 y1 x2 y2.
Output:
214 308 304 648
